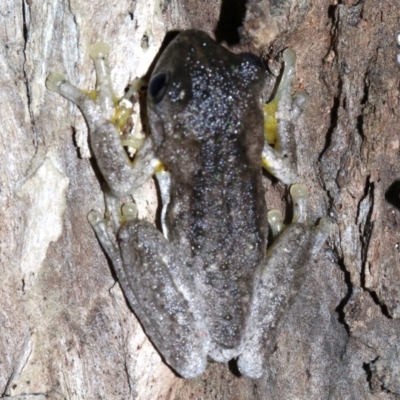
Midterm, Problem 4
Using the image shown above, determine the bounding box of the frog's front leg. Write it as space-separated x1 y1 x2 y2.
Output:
46 43 157 197
88 201 211 379
238 185 332 379
262 48 306 185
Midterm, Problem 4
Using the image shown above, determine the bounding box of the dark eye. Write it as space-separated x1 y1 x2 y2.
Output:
241 52 264 70
149 72 168 103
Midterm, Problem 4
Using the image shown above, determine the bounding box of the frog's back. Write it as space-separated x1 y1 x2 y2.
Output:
168 126 267 349
147 31 268 348
186 137 267 349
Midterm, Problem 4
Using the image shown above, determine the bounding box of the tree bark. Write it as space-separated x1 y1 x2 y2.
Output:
1 0 400 398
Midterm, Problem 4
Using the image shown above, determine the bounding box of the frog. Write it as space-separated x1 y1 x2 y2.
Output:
46 30 332 379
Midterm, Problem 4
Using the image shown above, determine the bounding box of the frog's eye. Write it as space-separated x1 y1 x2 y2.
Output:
149 72 169 103
241 53 264 70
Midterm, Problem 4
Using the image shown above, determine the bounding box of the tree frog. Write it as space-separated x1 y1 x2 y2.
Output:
46 30 331 379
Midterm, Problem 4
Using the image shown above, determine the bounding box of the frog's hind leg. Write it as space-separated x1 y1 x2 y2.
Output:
88 201 210 379
237 184 332 379
262 49 307 185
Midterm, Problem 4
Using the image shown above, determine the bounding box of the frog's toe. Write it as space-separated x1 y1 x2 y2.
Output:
290 183 308 223
267 209 284 238
291 89 308 121
88 41 110 59
237 349 263 379
310 216 333 257
173 355 208 379
46 72 67 93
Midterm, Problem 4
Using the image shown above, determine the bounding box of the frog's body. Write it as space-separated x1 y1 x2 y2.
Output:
147 33 267 355
47 31 331 379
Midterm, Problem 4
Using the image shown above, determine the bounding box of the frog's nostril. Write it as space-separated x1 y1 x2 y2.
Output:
149 72 168 103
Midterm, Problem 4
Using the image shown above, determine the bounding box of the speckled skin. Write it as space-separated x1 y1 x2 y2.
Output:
147 31 267 348
47 30 331 379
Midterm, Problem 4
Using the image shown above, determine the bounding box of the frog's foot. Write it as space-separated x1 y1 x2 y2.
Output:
286 184 332 255
46 44 158 197
268 183 331 244
87 193 138 285
262 49 308 185
238 184 332 379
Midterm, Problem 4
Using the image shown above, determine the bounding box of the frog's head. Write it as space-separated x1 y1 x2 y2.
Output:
147 30 265 169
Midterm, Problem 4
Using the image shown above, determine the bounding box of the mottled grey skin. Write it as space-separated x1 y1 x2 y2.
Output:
148 32 267 349
46 30 331 379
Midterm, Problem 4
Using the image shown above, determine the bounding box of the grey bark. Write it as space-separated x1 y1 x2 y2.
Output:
1 0 400 399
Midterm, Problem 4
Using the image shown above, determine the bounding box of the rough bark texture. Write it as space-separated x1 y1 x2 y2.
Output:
1 0 400 398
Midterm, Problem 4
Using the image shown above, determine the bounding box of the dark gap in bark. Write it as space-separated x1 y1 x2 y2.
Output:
359 176 374 288
22 1 28 43
22 0 35 142
228 358 241 377
327 4 337 20
335 257 352 334
356 115 365 139
360 74 370 105
153 175 164 233
319 96 340 161
215 0 247 45
368 290 392 319
385 180 400 211
362 358 378 391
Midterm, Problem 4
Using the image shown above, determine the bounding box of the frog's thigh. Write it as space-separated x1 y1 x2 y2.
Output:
237 223 313 378
238 215 331 379
118 220 210 379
